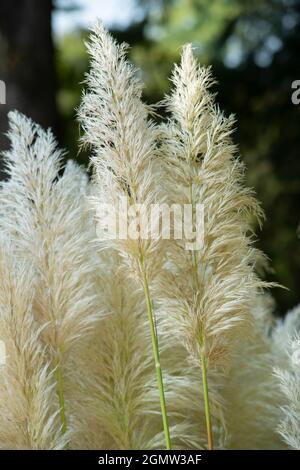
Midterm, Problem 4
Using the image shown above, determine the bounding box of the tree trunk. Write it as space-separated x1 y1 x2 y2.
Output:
0 0 59 177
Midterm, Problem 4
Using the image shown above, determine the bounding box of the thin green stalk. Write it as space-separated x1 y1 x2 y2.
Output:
55 364 67 435
139 256 172 450
200 348 213 450
189 181 214 450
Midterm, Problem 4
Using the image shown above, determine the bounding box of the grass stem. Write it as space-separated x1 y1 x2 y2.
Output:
200 349 214 450
189 181 214 450
55 364 67 436
139 256 172 450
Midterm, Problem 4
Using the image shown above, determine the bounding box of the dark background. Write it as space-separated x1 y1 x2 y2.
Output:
0 0 299 315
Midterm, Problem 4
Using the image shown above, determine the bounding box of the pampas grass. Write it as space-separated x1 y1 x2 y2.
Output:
0 241 65 449
78 22 171 448
73 252 162 450
222 316 283 449
0 111 102 447
0 22 298 451
274 335 300 450
158 44 268 449
273 304 300 449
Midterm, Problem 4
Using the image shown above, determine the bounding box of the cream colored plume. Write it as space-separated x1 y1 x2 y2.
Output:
70 252 160 449
158 44 270 448
78 22 172 447
223 323 284 449
78 21 164 283
160 44 267 369
0 111 102 446
272 304 300 449
274 335 300 450
0 23 293 452
0 241 65 449
272 304 300 363
73 251 225 450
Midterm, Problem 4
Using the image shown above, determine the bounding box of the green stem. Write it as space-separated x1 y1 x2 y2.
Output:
139 257 172 450
55 364 67 435
200 348 213 450
189 181 213 450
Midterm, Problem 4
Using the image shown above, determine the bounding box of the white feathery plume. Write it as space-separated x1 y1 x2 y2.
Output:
272 304 300 363
79 22 164 283
0 28 293 451
66 226 225 450
0 240 65 449
272 303 300 449
158 351 226 450
73 250 224 450
159 44 268 449
252 292 277 336
71 253 161 449
0 111 102 445
222 320 284 449
274 334 300 449
78 22 172 448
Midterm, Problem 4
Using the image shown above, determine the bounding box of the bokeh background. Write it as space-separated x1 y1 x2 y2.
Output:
0 0 299 315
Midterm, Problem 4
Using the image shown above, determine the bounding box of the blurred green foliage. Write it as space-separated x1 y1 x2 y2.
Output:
55 0 300 314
